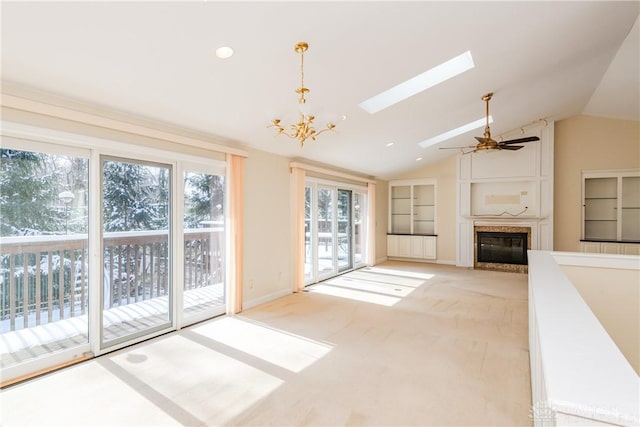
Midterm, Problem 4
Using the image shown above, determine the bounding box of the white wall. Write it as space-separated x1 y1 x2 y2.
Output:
375 178 389 263
242 148 293 307
560 262 640 375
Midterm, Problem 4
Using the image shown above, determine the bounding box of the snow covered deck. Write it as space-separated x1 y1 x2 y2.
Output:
1 229 224 370
1 285 224 369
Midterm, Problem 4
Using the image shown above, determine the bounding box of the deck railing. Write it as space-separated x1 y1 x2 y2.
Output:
0 228 223 332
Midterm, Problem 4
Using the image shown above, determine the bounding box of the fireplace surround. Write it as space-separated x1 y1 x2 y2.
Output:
456 124 553 268
474 225 531 273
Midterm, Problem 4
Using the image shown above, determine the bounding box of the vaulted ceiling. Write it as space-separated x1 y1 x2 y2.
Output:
2 2 638 179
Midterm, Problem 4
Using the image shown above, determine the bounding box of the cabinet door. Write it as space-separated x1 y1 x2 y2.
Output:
584 177 618 241
396 235 412 258
387 235 398 257
621 176 640 241
388 235 414 258
601 243 621 254
622 244 640 255
580 242 601 253
409 236 424 258
423 236 437 259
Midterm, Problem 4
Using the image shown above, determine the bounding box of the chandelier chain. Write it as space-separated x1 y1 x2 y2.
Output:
299 48 305 103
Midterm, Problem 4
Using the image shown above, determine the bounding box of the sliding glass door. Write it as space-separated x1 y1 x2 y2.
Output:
1 142 90 377
353 192 365 265
317 187 335 279
304 187 314 282
305 181 367 285
337 189 352 272
101 157 172 348
182 169 225 323
0 127 230 383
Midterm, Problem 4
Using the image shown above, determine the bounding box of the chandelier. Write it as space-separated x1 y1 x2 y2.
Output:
268 41 336 147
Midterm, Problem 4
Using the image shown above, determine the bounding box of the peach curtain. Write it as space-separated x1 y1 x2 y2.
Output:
227 154 245 314
367 182 376 266
291 166 306 292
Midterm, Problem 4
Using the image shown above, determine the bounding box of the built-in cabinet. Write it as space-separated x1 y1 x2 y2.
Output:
581 170 640 254
580 241 640 255
387 235 437 260
388 179 437 260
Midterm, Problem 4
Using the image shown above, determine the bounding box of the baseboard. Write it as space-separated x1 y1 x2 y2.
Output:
375 256 388 265
436 259 456 265
243 288 292 311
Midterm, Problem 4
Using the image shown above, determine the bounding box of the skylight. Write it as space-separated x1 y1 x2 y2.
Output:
418 116 493 148
358 51 474 114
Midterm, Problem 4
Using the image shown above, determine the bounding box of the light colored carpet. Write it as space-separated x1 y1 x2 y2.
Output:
0 261 531 426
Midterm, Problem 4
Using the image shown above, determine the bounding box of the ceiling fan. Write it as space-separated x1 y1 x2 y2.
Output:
441 92 539 154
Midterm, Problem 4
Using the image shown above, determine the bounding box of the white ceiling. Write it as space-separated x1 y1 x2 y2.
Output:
2 1 638 180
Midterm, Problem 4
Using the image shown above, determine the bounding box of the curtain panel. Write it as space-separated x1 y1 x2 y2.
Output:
227 154 245 313
367 182 376 266
291 166 306 292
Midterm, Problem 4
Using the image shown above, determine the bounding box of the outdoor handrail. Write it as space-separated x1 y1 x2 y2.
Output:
1 228 224 332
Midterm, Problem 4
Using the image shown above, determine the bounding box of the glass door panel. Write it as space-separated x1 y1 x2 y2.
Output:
353 192 365 265
101 158 171 347
183 171 225 321
317 188 335 278
337 189 352 272
304 187 313 282
1 147 89 371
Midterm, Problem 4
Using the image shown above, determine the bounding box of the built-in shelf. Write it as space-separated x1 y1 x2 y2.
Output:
582 170 640 244
388 179 437 260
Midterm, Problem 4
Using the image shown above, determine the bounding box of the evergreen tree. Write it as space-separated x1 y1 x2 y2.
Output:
102 162 165 232
184 173 224 228
0 149 61 235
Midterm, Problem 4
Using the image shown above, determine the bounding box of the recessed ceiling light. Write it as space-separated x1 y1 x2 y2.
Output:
418 116 493 148
359 50 475 114
416 157 423 161
215 46 234 59
386 142 394 147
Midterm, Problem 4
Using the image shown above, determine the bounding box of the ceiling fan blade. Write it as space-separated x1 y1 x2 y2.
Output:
501 136 540 145
499 145 524 150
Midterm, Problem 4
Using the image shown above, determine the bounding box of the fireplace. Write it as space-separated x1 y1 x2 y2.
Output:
477 232 528 264
474 225 531 273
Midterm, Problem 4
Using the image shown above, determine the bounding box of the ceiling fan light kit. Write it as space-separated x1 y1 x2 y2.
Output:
440 92 540 154
268 41 336 147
